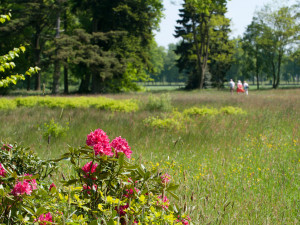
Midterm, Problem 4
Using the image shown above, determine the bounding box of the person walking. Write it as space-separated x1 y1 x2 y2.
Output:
243 81 249 95
236 80 244 94
229 79 235 95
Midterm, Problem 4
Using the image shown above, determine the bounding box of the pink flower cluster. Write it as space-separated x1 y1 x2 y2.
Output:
115 204 129 217
123 187 140 199
86 129 132 158
1 144 12 151
161 173 171 185
176 216 191 225
0 163 6 177
111 136 132 159
82 184 97 195
82 161 98 179
86 129 113 156
37 212 53 225
157 195 170 210
11 174 37 196
49 183 56 191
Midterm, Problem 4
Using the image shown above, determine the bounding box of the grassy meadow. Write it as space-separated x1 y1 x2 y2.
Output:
0 89 299 224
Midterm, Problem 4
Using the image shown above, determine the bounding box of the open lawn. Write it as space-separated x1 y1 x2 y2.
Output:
0 89 299 224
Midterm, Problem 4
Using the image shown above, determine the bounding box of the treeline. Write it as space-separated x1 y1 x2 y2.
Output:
137 0 300 90
0 0 299 93
0 0 164 93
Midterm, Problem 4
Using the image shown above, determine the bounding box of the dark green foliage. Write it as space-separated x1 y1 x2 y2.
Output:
174 0 231 89
0 142 57 178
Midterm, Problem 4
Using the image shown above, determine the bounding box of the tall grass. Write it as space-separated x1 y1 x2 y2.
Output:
0 89 299 224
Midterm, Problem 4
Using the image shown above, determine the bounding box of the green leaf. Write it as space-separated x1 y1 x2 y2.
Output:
166 190 179 200
35 206 47 216
166 184 179 191
89 220 98 225
107 219 115 225
22 206 35 216
118 152 125 167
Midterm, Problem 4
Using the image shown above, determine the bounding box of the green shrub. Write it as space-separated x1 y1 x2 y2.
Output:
0 129 192 224
144 111 188 130
41 119 69 140
144 94 172 111
220 106 247 115
1 96 139 112
15 96 40 107
0 98 17 110
183 107 219 117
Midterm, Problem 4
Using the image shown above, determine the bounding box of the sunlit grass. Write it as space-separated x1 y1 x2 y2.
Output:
0 89 299 224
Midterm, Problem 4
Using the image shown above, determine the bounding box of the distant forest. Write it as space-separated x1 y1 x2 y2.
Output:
0 0 299 94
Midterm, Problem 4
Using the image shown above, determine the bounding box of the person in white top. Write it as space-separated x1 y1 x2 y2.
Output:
243 81 249 95
229 79 235 95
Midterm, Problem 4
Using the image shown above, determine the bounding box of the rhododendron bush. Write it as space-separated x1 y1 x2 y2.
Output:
0 129 192 224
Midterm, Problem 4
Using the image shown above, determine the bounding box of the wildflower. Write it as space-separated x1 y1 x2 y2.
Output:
82 161 98 178
0 163 6 177
23 174 37 190
11 181 32 196
123 187 140 198
82 184 97 195
86 129 110 147
49 183 56 191
115 204 129 216
37 212 53 225
161 173 171 185
157 195 169 209
111 136 132 158
93 142 113 156
1 144 12 151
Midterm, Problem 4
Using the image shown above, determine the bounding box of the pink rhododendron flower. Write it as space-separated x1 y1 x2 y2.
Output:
37 212 53 225
157 195 170 209
82 161 98 174
123 187 140 198
1 144 12 151
82 184 97 195
115 204 129 216
86 129 110 147
11 181 32 196
93 142 113 156
0 163 6 177
181 219 189 225
49 183 56 191
23 174 37 190
161 173 171 185
111 136 132 158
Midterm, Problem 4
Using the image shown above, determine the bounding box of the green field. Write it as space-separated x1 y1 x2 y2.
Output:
0 89 299 224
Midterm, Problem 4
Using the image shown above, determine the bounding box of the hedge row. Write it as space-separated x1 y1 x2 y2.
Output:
0 96 139 112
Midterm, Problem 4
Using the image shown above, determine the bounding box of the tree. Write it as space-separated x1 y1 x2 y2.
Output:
242 18 265 89
209 13 234 88
256 4 299 88
0 0 57 91
0 13 40 89
70 0 164 93
174 0 229 89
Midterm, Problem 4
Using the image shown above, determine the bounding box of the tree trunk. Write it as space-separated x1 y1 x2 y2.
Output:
199 66 206 89
52 4 61 94
79 73 91 93
34 28 41 91
91 73 103 93
63 7 69 94
52 53 61 94
27 76 31 91
64 66 68 94
271 61 276 89
255 46 259 89
274 53 282 88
